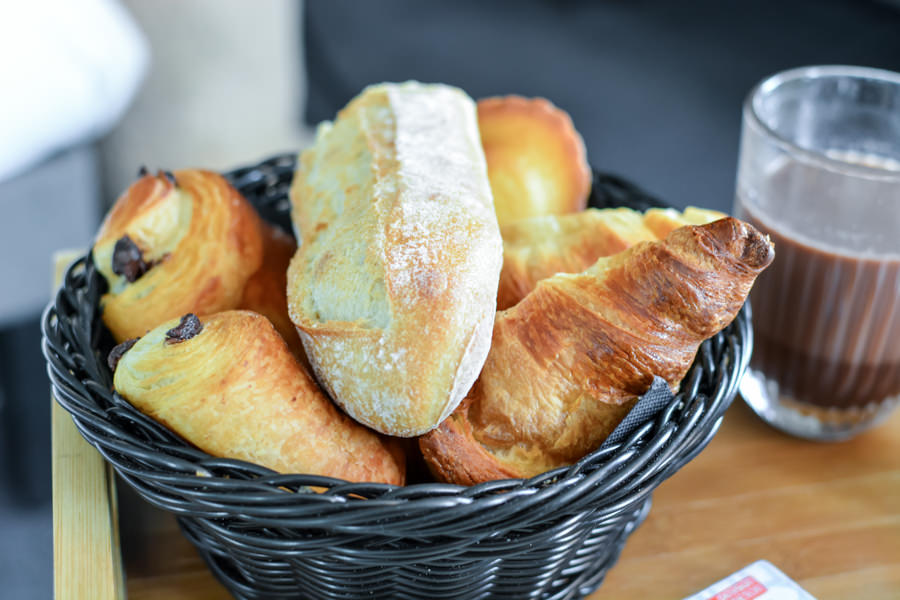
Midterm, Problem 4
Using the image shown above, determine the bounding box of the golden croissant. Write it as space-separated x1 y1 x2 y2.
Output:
498 208 657 310
111 311 405 485
92 169 264 342
643 206 727 239
498 206 727 310
420 217 774 485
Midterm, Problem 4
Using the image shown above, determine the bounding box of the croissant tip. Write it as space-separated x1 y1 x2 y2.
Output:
697 217 774 270
740 227 775 269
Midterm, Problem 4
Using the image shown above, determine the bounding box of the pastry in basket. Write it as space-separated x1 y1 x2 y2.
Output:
92 169 264 342
643 206 726 238
109 311 405 485
419 217 774 485
238 222 309 370
477 96 591 226
287 81 502 437
498 206 726 309
498 207 657 310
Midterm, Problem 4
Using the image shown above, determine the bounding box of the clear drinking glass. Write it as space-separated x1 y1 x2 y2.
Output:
734 65 900 441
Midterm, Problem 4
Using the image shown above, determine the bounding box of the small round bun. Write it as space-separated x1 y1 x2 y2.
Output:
477 96 591 226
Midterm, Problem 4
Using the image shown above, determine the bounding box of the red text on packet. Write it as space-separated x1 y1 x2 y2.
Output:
710 576 768 600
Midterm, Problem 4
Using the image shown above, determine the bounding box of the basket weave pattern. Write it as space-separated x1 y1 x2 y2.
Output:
42 154 751 600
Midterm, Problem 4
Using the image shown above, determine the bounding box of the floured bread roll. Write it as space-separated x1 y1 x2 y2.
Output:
111 311 405 484
92 169 264 342
420 218 774 484
478 96 591 226
498 206 727 309
287 82 503 437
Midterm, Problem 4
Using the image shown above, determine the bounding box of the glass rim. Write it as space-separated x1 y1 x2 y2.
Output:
744 64 900 181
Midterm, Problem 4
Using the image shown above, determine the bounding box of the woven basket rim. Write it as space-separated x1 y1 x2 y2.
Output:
41 154 750 534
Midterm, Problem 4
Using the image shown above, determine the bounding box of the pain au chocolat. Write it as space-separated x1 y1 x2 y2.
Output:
287 82 502 437
92 170 264 342
420 218 774 485
111 311 405 484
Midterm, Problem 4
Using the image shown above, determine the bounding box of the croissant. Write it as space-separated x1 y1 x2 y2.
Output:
643 206 726 239
92 170 264 342
110 311 405 485
419 218 774 485
498 206 727 310
239 222 309 369
478 96 590 226
498 208 658 310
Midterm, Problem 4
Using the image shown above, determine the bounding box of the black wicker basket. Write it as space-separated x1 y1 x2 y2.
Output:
42 154 751 600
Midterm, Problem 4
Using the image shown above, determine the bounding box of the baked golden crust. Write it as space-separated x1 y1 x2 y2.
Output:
643 206 727 239
288 82 502 437
498 208 658 310
477 96 591 226
93 170 264 342
239 222 309 370
498 207 728 310
112 311 405 484
420 218 774 484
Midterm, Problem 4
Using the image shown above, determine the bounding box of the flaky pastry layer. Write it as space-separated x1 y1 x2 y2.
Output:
113 311 405 484
421 218 774 484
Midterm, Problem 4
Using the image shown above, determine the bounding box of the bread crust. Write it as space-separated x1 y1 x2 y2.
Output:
287 82 502 437
477 96 591 226
93 170 264 342
420 218 774 483
113 311 405 484
239 222 310 370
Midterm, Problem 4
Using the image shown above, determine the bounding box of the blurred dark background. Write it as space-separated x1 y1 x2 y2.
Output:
2 0 899 596
304 0 900 213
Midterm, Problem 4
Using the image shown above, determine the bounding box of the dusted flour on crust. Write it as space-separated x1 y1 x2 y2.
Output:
287 82 503 437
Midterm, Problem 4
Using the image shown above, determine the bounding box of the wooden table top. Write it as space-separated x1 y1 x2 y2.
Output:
51 254 900 600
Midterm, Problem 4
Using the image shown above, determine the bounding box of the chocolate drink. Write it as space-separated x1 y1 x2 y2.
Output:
736 153 900 411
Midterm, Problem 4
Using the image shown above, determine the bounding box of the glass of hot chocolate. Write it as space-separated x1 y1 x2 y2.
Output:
735 65 900 441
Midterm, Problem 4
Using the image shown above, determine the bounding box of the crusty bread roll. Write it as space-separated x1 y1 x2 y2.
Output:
93 170 264 342
420 218 774 484
287 82 503 437
111 311 405 485
498 207 727 310
477 96 590 226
